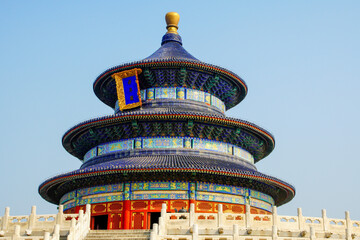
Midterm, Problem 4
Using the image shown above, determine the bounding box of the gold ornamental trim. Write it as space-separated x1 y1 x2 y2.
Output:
111 68 142 111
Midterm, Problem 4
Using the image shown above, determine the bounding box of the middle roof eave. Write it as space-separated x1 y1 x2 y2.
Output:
62 110 275 161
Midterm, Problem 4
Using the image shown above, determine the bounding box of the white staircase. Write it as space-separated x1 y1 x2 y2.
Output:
83 229 151 240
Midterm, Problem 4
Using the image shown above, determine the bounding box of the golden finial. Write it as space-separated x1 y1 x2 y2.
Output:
165 12 180 34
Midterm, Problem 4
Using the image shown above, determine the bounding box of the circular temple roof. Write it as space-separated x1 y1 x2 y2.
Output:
39 154 295 206
62 109 275 163
93 16 247 111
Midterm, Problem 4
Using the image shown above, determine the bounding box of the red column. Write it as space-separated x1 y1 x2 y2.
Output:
123 183 132 229
75 205 81 213
123 200 131 229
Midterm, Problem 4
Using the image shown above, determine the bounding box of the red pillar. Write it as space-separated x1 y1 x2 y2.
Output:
123 200 131 229
75 205 81 213
123 183 132 229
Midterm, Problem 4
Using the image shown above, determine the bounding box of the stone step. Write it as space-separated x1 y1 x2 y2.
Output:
84 230 151 240
86 234 150 238
85 236 150 238
90 230 151 234
85 237 149 240
88 233 150 237
88 232 151 234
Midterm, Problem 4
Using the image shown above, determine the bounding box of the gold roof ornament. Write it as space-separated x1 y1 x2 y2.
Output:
165 12 180 34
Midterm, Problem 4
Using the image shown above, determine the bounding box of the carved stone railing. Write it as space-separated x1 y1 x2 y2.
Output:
1 203 359 240
67 204 91 240
0 204 90 240
150 203 360 240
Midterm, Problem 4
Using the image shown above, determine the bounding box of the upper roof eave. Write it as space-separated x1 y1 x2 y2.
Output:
93 58 248 109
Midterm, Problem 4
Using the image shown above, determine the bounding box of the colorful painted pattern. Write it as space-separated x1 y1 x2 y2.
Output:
60 191 75 204
155 87 176 99
61 181 274 212
196 192 245 204
205 92 211 105
186 88 205 103
143 138 183 149
115 87 226 113
63 195 124 210
250 198 272 212
250 190 275 205
197 182 247 196
146 88 155 100
124 183 131 201
184 138 192 148
96 140 134 158
64 201 76 211
60 184 123 204
79 194 123 206
131 181 188 191
97 144 109 156
140 90 146 102
193 139 229 153
78 184 123 196
84 148 97 162
234 146 253 162
211 95 226 112
109 140 133 152
176 88 185 100
189 182 196 200
83 137 254 164
132 193 188 200
196 182 274 211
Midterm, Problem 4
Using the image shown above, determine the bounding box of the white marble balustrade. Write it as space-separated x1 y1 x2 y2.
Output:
0 204 90 240
150 203 360 240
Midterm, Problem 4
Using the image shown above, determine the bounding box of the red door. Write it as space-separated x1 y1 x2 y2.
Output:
132 212 145 229
109 214 122 229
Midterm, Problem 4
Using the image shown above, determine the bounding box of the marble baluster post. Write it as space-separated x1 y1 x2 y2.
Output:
345 211 352 240
322 209 328 232
1 207 10 231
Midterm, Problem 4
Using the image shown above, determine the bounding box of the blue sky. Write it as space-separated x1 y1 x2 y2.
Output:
1 1 359 220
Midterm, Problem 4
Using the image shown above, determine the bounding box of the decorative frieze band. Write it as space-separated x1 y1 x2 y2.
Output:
60 181 274 212
83 137 254 163
114 87 226 113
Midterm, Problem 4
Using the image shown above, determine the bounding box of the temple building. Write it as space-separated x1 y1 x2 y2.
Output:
38 12 295 230
0 12 358 240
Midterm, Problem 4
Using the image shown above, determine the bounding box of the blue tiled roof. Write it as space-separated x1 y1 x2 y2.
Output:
62 108 275 162
83 155 253 172
81 150 257 170
144 33 199 61
39 154 295 206
92 31 248 110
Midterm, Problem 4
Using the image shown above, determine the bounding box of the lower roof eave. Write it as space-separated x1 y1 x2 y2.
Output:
39 167 295 206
